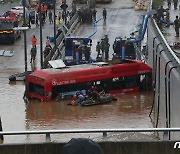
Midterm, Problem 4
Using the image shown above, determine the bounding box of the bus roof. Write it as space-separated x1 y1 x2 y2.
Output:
29 59 152 82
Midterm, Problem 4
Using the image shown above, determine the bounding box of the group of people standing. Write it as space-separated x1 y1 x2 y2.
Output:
78 7 107 23
156 1 180 38
35 4 48 27
30 35 52 64
96 35 110 61
78 7 94 24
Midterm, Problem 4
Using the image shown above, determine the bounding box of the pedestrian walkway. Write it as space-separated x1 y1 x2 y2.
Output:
162 1 180 53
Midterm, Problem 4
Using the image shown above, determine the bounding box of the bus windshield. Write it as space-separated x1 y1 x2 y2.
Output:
29 82 44 96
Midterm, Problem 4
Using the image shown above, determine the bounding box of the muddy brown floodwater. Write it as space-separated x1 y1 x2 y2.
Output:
0 68 154 143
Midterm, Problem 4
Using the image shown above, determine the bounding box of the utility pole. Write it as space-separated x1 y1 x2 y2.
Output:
23 0 28 99
39 0 43 68
53 0 57 51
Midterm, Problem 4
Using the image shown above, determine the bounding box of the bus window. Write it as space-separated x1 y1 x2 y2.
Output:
140 74 151 91
124 76 138 88
109 77 125 90
52 82 91 99
29 83 44 96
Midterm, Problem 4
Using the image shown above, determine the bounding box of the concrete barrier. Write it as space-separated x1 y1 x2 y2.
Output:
0 141 179 154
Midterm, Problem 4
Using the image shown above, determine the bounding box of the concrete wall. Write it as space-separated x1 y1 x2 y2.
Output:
0 141 179 154
147 18 180 139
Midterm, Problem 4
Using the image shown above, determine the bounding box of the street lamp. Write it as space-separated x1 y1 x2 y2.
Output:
21 0 29 100
39 0 43 69
53 0 56 51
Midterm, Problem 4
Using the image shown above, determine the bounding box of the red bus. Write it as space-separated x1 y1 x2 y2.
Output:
27 59 152 102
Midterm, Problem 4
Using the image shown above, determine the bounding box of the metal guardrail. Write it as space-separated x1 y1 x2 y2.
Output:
1 128 180 142
43 13 80 68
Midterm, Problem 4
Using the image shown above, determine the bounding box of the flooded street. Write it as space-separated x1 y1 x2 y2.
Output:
0 68 153 143
0 0 154 143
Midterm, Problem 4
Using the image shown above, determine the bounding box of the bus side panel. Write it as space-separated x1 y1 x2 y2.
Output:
109 87 139 95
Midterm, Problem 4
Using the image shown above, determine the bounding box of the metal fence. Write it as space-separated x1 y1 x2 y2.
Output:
1 128 180 143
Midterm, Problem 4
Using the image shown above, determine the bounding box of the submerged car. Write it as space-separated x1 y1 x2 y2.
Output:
9 71 32 81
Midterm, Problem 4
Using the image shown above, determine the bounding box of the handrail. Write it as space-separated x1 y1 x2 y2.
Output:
2 128 180 135
152 19 180 65
1 128 180 142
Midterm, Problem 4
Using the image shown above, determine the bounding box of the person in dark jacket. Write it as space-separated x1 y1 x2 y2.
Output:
48 10 53 24
104 34 109 44
104 43 110 61
30 46 37 63
157 6 166 20
96 41 101 57
174 16 179 37
173 0 178 10
103 8 107 21
167 0 171 9
92 8 97 21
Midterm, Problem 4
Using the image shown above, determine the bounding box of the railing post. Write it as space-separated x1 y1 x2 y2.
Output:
163 130 169 141
103 131 107 139
46 133 51 142
0 117 4 142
